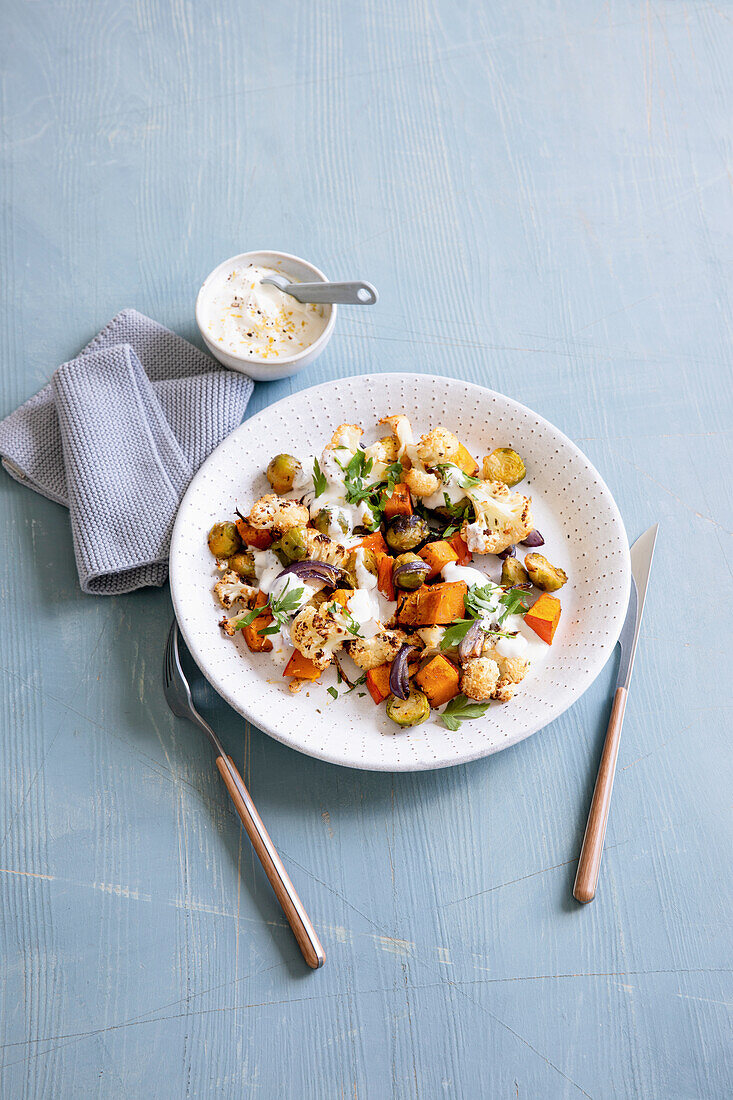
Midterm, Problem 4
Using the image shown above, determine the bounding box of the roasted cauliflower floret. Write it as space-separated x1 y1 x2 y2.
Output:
416 427 460 468
346 628 410 671
416 626 447 656
219 606 249 637
493 678 516 703
482 643 530 685
247 494 309 533
404 467 441 498
460 657 501 701
214 570 256 610
290 604 351 670
379 415 414 458
300 528 350 568
363 436 400 480
329 423 363 453
462 480 533 554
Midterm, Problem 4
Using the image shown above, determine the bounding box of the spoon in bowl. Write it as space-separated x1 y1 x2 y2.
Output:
260 274 378 305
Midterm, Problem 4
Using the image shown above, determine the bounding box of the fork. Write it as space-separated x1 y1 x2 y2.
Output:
163 620 325 969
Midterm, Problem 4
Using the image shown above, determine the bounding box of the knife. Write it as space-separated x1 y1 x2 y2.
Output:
573 523 658 903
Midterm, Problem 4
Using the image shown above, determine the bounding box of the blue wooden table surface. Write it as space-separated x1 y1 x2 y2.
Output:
1 2 731 1097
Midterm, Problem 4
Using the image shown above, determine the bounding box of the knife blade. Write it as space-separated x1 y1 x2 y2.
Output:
616 523 658 691
573 523 658 903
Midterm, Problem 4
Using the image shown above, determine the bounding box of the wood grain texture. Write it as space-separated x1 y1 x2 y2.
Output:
1 1 731 1097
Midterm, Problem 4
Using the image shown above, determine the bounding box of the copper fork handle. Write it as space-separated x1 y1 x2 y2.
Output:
215 755 325 969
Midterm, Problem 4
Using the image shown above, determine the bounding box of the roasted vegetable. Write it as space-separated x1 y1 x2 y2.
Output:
404 467 441 498
393 553 430 591
463 481 533 554
521 529 544 547
385 688 430 728
453 442 479 477
208 521 241 558
449 532 472 566
347 628 409 671
461 657 501 701
235 517 273 550
524 552 567 592
377 554 396 601
366 663 392 705
279 525 309 562
418 539 459 580
383 482 413 519
482 448 526 486
312 507 349 536
397 581 468 626
385 514 430 553
266 453 302 493
501 557 530 587
389 643 422 699
415 654 461 707
283 650 323 681
226 550 256 582
524 593 562 643
416 427 460 467
248 494 309 532
242 591 274 653
357 531 389 556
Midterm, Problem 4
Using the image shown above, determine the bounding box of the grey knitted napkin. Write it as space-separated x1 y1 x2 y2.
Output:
0 309 253 594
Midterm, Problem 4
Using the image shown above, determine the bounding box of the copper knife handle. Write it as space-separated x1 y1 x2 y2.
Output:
573 686 628 904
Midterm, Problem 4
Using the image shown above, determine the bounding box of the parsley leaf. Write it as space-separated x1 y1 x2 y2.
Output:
327 686 339 700
235 582 306 637
439 583 504 650
440 694 490 730
440 619 477 650
234 603 266 631
497 588 531 623
312 458 327 499
465 583 500 618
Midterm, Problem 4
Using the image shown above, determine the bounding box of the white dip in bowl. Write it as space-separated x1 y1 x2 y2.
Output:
196 250 337 381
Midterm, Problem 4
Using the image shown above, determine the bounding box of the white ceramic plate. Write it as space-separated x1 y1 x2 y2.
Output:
170 374 630 771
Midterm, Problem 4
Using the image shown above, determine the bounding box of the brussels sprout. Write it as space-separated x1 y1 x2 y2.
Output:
227 550 256 582
524 552 567 592
266 453 302 493
386 688 430 728
483 447 526 486
385 514 430 553
279 525 309 562
346 547 379 577
312 507 348 537
268 539 291 567
393 553 430 591
501 557 529 587
208 521 241 558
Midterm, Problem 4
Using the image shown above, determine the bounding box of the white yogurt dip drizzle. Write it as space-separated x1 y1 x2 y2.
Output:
201 262 329 361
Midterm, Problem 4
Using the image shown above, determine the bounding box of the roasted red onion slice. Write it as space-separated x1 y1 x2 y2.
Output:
520 530 544 547
389 644 421 700
276 560 344 587
497 545 516 560
458 620 485 662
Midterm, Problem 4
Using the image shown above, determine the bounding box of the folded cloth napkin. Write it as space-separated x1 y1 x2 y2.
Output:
0 309 253 595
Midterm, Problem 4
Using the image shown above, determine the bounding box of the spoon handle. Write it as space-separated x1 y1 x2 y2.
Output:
284 280 378 305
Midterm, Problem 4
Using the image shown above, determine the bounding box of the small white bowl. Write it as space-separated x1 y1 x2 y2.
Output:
195 250 337 381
